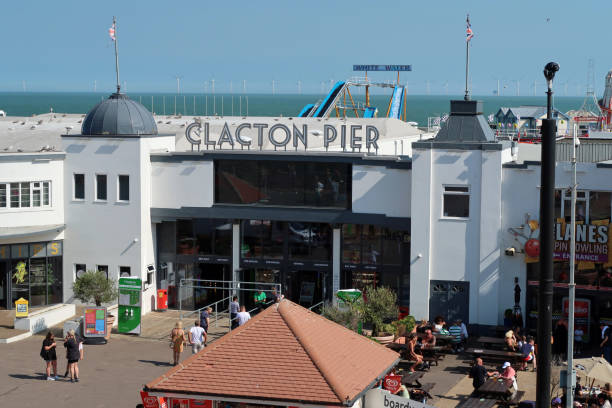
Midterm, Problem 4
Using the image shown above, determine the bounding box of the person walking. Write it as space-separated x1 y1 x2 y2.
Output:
171 321 186 366
601 322 611 363
200 307 211 334
63 329 81 382
237 305 251 326
230 296 240 330
40 331 58 381
188 320 206 354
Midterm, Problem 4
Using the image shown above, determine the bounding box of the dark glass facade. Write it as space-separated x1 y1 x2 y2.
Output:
0 241 63 309
215 160 351 208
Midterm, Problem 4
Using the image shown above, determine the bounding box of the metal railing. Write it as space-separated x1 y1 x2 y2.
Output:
180 295 233 326
308 300 325 312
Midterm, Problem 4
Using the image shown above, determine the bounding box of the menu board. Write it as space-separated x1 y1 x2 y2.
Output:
84 307 107 337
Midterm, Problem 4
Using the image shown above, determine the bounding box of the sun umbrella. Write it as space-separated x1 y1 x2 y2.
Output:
573 357 612 384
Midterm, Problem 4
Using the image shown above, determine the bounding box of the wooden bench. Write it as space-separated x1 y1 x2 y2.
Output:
498 391 526 406
466 348 524 365
459 397 497 408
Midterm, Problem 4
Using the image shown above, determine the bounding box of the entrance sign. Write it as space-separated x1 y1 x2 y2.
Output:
15 297 28 317
353 65 412 72
119 277 142 334
84 307 107 337
383 374 402 394
365 388 434 408
185 121 380 151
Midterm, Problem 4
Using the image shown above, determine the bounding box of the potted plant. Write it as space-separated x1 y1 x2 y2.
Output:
360 286 398 344
321 301 362 332
72 270 118 340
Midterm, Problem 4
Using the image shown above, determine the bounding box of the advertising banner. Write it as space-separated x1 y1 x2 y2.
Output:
140 391 167 408
383 375 402 394
364 388 435 408
553 221 609 263
562 297 591 341
84 307 107 337
119 277 142 334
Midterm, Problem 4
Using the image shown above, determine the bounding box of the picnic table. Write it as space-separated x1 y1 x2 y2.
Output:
466 348 523 364
401 371 424 387
476 377 514 400
476 336 506 345
459 397 498 408
417 332 455 343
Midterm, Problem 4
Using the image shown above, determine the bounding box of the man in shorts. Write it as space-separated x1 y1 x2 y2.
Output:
188 320 206 354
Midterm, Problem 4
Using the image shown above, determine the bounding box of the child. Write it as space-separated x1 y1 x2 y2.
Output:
520 337 535 371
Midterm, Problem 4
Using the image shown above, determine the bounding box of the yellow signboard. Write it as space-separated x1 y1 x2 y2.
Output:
15 298 28 318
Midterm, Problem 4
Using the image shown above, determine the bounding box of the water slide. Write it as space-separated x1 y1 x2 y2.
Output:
387 86 405 119
312 81 346 117
298 104 315 117
363 107 378 118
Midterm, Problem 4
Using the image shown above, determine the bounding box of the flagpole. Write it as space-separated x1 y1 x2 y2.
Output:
464 14 470 101
113 16 120 94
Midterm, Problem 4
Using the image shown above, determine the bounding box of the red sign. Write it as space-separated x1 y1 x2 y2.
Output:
562 297 591 337
140 391 168 408
383 374 402 394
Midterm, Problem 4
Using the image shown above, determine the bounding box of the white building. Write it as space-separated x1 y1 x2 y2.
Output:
1 93 611 339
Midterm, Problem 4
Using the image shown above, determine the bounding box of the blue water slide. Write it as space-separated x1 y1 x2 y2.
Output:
363 107 378 118
298 104 315 117
388 86 405 119
313 81 346 117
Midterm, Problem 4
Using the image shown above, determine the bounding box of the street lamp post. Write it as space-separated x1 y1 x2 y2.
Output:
537 61 559 408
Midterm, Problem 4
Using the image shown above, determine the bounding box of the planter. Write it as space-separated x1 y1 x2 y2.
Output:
362 329 373 336
371 333 394 344
105 314 115 340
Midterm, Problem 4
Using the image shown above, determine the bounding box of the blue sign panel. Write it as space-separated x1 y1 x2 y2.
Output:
353 65 412 72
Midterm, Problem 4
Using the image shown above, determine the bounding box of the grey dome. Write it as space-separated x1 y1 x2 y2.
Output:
81 93 157 136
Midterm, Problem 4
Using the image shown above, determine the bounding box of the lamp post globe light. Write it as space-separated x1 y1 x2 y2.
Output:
537 61 559 408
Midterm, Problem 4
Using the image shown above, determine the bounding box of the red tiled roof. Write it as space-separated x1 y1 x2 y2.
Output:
145 300 399 406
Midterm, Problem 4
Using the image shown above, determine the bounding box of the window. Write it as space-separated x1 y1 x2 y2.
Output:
75 264 86 279
119 266 131 277
96 174 107 201
97 265 109 279
118 175 129 201
74 174 85 200
443 185 470 218
0 181 52 209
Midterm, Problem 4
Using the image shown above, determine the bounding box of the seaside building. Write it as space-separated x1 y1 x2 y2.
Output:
1 93 611 338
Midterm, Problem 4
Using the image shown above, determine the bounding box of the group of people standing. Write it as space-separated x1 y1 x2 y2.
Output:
39 330 83 382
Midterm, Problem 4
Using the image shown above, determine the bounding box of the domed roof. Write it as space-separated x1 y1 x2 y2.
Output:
81 92 157 136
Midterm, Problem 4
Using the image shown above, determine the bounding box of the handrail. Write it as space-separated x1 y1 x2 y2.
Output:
308 300 325 312
180 295 232 322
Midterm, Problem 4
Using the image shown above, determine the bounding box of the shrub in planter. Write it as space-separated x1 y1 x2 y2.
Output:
321 302 362 332
360 286 398 336
391 315 416 338
73 270 118 307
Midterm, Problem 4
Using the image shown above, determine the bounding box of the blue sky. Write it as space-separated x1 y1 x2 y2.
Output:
2 0 611 95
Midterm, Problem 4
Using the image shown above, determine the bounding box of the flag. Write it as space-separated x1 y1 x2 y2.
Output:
109 22 116 41
441 113 450 123
433 117 441 126
488 114 494 122
466 15 474 42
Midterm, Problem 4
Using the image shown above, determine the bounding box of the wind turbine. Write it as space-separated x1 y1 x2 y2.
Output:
175 75 183 94
297 80 302 95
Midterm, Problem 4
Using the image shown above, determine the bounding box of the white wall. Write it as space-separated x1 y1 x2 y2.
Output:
410 147 504 325
0 153 65 230
352 165 411 217
151 160 214 209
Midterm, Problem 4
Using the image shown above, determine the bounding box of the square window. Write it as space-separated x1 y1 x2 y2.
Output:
43 182 50 206
74 174 85 200
97 265 109 279
119 266 131 277
118 175 129 201
20 182 30 207
96 175 107 201
443 185 470 218
75 264 86 279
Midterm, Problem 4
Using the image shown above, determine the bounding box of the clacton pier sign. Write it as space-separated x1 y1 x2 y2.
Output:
185 120 381 151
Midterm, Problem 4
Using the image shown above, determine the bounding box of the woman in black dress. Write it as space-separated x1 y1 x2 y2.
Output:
40 331 58 381
63 329 81 382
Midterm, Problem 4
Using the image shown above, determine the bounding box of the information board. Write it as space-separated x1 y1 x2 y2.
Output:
84 307 107 337
118 277 142 334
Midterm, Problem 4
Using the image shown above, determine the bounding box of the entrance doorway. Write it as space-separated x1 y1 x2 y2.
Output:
194 263 230 310
429 280 469 324
0 261 7 310
286 270 325 308
240 268 281 311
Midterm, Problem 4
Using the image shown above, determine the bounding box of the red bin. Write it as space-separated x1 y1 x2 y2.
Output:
157 289 168 311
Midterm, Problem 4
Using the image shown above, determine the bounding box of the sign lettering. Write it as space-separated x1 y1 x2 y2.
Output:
186 121 380 151
353 65 412 72
554 223 609 262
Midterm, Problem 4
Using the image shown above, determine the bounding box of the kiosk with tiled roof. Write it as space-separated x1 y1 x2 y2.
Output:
144 299 400 407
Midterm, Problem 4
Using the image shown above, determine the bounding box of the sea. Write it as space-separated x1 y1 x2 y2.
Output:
0 92 585 127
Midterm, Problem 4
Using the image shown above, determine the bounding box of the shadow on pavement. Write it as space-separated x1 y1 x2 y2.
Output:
138 360 173 367
9 373 46 380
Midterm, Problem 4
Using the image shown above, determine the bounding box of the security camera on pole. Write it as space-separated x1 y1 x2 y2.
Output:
536 61 559 408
